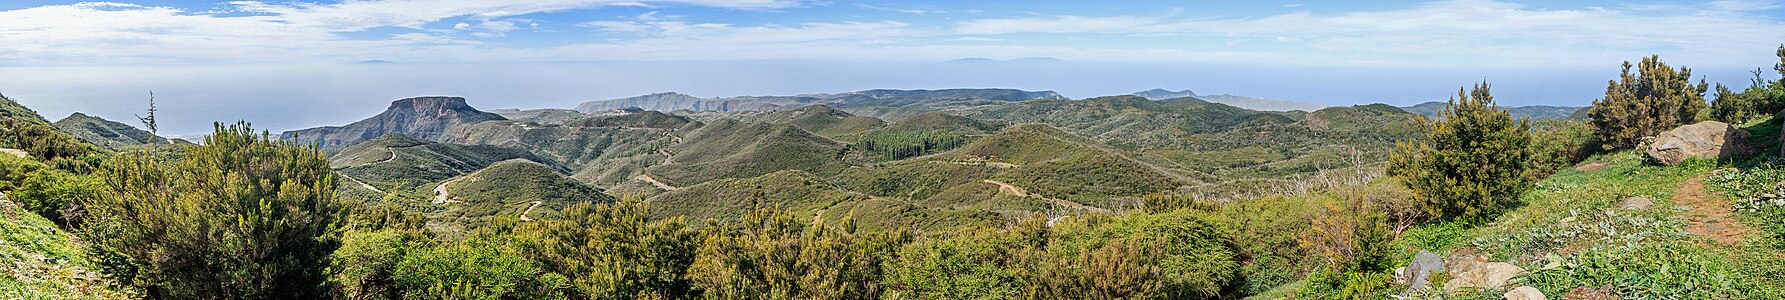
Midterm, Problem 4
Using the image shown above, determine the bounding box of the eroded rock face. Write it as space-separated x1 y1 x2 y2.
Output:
280 97 506 151
1444 253 1525 293
1644 121 1752 166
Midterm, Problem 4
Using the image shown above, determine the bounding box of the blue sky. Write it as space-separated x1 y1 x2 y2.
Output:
2 0 1784 134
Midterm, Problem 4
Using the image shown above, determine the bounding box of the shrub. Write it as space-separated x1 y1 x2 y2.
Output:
1389 82 1533 222
1526 119 1597 180
1588 55 1710 150
82 122 344 299
686 208 910 299
509 197 701 299
392 239 565 299
330 228 431 299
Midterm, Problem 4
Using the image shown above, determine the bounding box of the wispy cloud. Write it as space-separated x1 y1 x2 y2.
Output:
953 0 1785 67
0 0 1782 68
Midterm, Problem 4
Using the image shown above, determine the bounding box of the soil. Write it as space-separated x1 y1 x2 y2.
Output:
1675 175 1751 245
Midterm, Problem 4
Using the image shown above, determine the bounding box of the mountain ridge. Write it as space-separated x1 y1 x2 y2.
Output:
280 96 506 150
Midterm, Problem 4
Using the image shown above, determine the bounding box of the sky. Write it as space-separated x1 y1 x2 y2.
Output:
1 0 1784 135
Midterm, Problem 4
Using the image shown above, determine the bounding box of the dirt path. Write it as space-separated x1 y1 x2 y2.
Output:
982 179 1108 213
340 173 385 194
638 174 679 191
432 175 465 204
1676 175 1751 245
518 201 543 221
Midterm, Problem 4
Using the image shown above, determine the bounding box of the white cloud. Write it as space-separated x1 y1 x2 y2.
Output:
952 0 1785 67
0 0 805 65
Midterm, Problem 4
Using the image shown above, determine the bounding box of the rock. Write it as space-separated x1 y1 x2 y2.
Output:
1444 253 1525 293
279 97 507 151
0 148 25 158
1618 196 1653 210
1399 250 1447 295
1505 286 1548 300
1644 121 1753 166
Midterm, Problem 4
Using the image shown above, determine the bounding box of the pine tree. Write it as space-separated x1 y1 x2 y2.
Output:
83 121 344 299
1588 55 1709 150
1388 82 1532 223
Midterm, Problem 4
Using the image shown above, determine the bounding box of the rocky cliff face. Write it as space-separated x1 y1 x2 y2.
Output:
280 97 506 151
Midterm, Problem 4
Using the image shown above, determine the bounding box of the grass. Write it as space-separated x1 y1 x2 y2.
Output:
649 120 852 186
434 160 614 226
1439 149 1784 299
0 196 130 299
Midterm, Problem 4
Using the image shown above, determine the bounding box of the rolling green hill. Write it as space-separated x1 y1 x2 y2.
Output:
1401 101 1586 120
330 133 549 191
443 120 673 172
561 111 693 129
53 112 167 150
434 160 615 225
645 119 853 187
851 112 1002 161
677 105 884 139
0 94 99 160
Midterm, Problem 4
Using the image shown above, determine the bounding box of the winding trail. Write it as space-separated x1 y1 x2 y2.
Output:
340 173 386 194
982 179 1107 213
518 201 543 221
432 176 466 204
638 174 679 191
1677 175 1750 245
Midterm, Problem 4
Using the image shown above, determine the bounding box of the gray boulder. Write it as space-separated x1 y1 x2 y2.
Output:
1645 121 1753 166
1399 250 1447 295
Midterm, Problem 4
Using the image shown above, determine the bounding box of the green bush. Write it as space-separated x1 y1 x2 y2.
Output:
82 122 344 298
1526 119 1597 180
1389 82 1533 223
330 228 431 299
392 239 565 299
1588 55 1709 150
509 197 700 299
0 154 102 226
686 208 910 299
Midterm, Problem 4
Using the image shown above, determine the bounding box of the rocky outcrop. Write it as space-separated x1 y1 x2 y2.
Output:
0 148 26 158
1504 286 1547 300
1619 196 1653 210
1645 121 1752 166
1399 250 1447 295
280 97 505 151
1444 253 1525 293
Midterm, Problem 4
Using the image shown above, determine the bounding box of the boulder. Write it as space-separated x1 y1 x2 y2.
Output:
1444 253 1524 293
0 148 25 158
1504 286 1548 300
1644 121 1752 166
1399 250 1447 295
1618 196 1653 210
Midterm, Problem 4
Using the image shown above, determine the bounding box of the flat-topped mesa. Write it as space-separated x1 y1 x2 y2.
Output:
390 96 476 114
280 96 506 151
